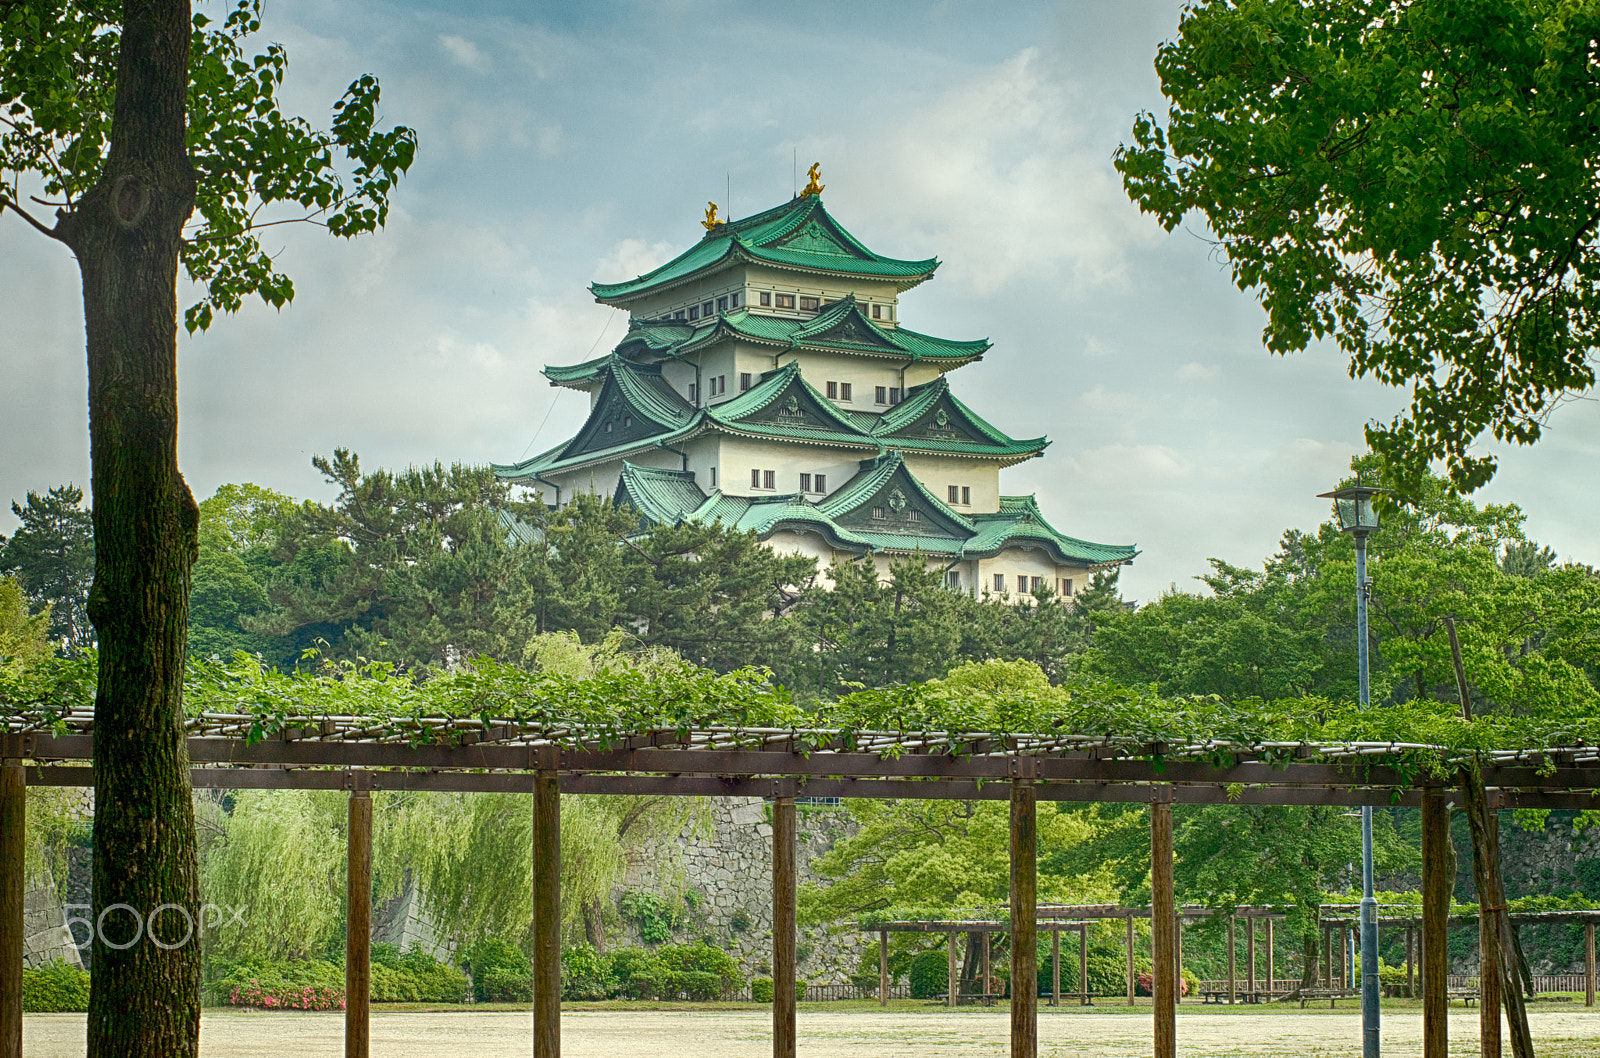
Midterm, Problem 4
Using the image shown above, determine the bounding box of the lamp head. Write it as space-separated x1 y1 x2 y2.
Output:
1316 483 1388 536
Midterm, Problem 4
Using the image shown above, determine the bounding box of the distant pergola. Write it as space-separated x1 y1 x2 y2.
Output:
3 713 1599 1058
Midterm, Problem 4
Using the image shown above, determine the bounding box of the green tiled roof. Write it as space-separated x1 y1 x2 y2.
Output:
590 197 939 303
601 456 1137 567
543 353 612 388
683 296 988 362
964 496 1141 566
872 376 1046 457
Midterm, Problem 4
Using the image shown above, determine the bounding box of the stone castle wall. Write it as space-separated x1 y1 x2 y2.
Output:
618 796 870 986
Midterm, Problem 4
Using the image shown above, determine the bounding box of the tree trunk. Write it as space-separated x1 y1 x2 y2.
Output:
1462 772 1534 1058
53 1 202 1054
1298 927 1319 989
583 898 606 955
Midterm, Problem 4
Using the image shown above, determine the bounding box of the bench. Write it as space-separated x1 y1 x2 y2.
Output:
1299 988 1360 1008
1200 990 1271 1004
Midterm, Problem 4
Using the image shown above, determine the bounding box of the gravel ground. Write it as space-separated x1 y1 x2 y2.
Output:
21 1005 1600 1058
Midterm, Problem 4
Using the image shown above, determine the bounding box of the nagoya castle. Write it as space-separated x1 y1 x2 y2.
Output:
496 167 1137 596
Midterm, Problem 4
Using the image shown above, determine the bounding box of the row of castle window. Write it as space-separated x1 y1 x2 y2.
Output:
992 574 1075 596
870 506 920 521
696 374 755 403
661 293 894 323
748 469 828 493
601 414 634 433
947 485 971 506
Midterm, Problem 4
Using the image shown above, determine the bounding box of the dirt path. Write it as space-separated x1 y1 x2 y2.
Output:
21 1006 1600 1058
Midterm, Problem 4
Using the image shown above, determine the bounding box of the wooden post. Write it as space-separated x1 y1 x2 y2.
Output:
1151 795 1176 1058
879 930 889 1007
982 930 992 1006
773 794 796 1058
1422 787 1450 1058
1 762 23 1058
534 769 561 1058
1126 914 1135 1006
345 783 373 1058
1586 921 1595 1008
948 931 958 1009
1246 916 1256 999
1227 916 1236 1004
1406 923 1415 998
1322 924 1332 988
1078 923 1089 1007
1175 914 1183 1005
1481 901 1502 1058
1052 930 1061 1007
1010 779 1037 1058
1265 917 1274 998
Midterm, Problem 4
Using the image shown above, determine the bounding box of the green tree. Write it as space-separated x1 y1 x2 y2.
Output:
188 484 299 664
258 451 542 670
0 485 95 652
1116 0 1600 494
0 0 414 1048
0 577 53 675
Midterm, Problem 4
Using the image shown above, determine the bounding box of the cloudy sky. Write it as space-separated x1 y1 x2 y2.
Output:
5 0 1600 602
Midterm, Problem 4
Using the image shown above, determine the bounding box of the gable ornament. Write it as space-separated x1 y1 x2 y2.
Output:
887 488 907 514
799 162 825 198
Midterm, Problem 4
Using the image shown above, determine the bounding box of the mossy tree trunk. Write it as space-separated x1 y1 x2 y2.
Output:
53 1 202 1054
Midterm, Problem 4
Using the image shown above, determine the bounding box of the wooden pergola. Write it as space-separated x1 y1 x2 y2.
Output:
3 712 1598 1058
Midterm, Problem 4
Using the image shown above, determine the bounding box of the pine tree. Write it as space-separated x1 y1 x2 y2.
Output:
0 485 96 652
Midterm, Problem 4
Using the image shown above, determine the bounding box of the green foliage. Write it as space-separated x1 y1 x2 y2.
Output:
368 947 468 1003
1117 0 1600 493
0 486 94 652
750 976 775 1003
204 956 344 1008
620 890 681 945
0 0 415 332
22 959 90 1012
908 948 949 999
0 577 52 676
561 944 611 1001
462 937 531 1003
654 943 743 997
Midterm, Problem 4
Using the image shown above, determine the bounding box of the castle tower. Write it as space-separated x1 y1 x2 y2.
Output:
495 182 1136 596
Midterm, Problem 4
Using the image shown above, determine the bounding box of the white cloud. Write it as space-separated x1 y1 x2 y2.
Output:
1082 335 1115 359
439 34 490 73
810 49 1163 297
592 238 677 284
1177 362 1219 381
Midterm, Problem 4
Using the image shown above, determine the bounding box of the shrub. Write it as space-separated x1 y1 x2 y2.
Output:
562 944 612 1001
208 957 345 1010
465 937 532 1003
751 977 774 1003
909 948 949 999
22 960 90 1012
729 908 753 933
654 943 743 998
678 970 722 1001
605 946 658 999
1135 969 1191 997
397 947 470 1003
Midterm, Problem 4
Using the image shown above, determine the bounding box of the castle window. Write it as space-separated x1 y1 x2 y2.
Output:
689 383 698 403
875 386 887 405
675 310 685 320
888 388 901 405
962 486 970 505
814 474 826 492
799 296 820 311
624 414 633 428
839 382 852 401
907 509 921 521
775 293 795 309
702 301 714 317
751 469 760 488
710 467 717 488
763 469 775 490
717 296 728 312
826 381 838 399
946 570 961 589
872 304 882 319
688 305 700 321
994 573 1005 592
604 421 612 433
872 506 886 520
1063 578 1074 596
799 473 812 492
948 485 959 503
740 373 751 391
731 292 741 308
1017 575 1028 593
760 292 771 307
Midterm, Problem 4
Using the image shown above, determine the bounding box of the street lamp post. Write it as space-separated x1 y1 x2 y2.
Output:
1318 483 1386 1058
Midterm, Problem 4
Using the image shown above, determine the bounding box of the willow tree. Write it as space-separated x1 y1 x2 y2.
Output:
0 1 414 1052
1117 0 1600 495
